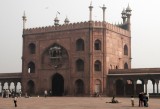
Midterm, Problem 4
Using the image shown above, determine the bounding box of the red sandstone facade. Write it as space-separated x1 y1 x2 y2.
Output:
21 5 132 96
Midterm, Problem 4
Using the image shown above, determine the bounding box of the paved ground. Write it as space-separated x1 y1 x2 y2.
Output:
0 96 159 109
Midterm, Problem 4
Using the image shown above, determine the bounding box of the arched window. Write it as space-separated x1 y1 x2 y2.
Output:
124 63 128 69
29 43 36 54
76 59 84 71
94 60 101 71
124 44 128 55
28 62 35 73
94 39 101 50
76 39 84 51
116 66 118 69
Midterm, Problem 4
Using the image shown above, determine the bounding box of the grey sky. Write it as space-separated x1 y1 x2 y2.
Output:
0 0 160 73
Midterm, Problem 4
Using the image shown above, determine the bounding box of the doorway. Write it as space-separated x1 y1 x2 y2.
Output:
52 73 64 96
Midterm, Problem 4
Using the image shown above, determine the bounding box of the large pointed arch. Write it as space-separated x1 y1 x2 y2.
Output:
41 43 69 68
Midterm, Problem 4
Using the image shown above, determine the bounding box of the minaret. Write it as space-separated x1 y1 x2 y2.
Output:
102 4 106 22
64 17 70 24
22 11 27 29
121 8 127 24
126 4 132 31
54 16 59 26
89 2 93 21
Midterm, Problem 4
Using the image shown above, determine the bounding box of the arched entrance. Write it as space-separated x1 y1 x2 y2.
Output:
116 79 124 96
27 80 35 96
52 73 64 96
75 79 84 95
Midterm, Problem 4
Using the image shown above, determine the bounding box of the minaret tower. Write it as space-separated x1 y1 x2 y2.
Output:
64 17 70 24
22 11 27 29
54 16 59 26
89 2 93 21
102 4 106 22
121 8 127 24
126 4 132 31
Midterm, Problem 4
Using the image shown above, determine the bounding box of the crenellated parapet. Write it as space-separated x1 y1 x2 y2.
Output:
23 21 130 36
24 21 90 35
106 23 129 36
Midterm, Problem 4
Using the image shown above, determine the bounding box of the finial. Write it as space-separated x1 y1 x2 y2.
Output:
126 4 132 12
90 0 92 6
22 11 27 29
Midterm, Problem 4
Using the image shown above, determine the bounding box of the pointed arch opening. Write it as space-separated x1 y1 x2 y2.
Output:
27 80 35 96
116 79 124 96
94 60 101 71
28 62 35 73
124 44 128 55
75 79 84 96
125 79 134 95
29 43 36 54
76 39 84 51
52 73 64 96
136 79 144 94
94 39 101 50
94 79 101 93
124 63 128 69
76 59 84 71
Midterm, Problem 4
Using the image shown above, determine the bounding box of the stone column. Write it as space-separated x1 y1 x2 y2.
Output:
8 82 11 91
156 82 159 94
14 82 17 93
153 82 155 93
144 81 148 94
1 82 4 90
123 80 126 96
133 81 137 96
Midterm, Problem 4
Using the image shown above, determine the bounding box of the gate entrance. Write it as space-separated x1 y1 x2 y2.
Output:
52 73 64 96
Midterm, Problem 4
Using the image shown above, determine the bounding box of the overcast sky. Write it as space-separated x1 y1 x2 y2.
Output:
0 0 160 73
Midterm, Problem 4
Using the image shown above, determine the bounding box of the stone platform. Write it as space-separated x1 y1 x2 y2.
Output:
0 97 159 109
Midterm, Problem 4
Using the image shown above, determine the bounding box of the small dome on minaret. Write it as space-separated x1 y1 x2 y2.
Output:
126 4 132 12
54 16 59 26
126 4 132 16
64 17 69 24
121 8 127 24
121 8 126 15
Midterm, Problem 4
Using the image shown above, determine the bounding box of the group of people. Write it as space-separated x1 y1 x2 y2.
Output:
139 92 149 107
1 89 22 98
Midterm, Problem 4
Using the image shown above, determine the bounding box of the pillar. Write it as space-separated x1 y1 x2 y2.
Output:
153 82 155 93
144 81 148 94
14 82 17 93
102 4 106 22
156 82 159 94
8 82 11 91
133 81 137 96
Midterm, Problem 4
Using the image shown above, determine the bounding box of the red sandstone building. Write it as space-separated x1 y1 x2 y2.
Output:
1 4 160 97
21 4 131 96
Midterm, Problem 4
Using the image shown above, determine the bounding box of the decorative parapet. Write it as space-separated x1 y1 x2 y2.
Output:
105 23 129 36
23 21 130 36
